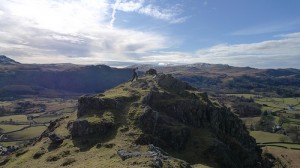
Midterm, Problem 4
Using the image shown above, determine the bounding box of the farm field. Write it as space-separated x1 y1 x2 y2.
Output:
0 124 28 133
228 94 300 112
7 126 47 140
250 131 292 143
0 115 28 123
229 94 300 166
0 98 76 147
263 146 300 168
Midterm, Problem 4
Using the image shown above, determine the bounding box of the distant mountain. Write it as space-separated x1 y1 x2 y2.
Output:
0 63 133 99
1 56 299 99
0 55 20 65
135 63 300 97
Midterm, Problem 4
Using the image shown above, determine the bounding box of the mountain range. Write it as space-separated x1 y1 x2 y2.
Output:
1 55 300 100
0 56 133 99
134 63 300 97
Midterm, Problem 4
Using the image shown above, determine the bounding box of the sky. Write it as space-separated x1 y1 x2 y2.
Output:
0 0 300 68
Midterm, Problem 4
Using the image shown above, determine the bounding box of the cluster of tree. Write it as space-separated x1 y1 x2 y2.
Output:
286 125 300 143
255 112 275 132
178 73 300 97
232 102 262 117
0 118 15 124
228 96 262 117
227 75 300 97
0 106 11 116
13 101 46 114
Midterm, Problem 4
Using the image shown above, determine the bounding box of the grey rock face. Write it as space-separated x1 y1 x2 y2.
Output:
77 96 117 117
138 106 191 152
67 120 114 138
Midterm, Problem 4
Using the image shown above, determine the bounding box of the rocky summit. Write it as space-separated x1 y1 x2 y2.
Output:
0 55 20 65
1 74 266 168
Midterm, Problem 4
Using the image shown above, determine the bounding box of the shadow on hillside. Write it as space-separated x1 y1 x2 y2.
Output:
47 142 63 152
71 125 119 152
46 126 119 152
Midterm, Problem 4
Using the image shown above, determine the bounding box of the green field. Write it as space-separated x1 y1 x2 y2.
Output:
264 143 300 149
255 97 300 112
0 115 28 123
33 114 65 123
0 141 20 147
226 94 256 99
0 124 28 133
0 98 76 148
7 126 47 140
250 131 292 143
226 94 300 111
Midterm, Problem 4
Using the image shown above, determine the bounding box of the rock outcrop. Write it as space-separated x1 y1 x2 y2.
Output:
67 120 114 138
137 74 262 167
36 74 265 167
137 106 191 152
77 96 117 117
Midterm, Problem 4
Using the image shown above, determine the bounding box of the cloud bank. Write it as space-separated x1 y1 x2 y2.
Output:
0 0 173 64
0 0 299 69
140 32 300 69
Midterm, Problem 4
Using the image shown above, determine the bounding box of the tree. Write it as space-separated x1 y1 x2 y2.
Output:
255 114 275 132
279 136 289 142
278 115 288 126
286 125 300 143
250 124 255 131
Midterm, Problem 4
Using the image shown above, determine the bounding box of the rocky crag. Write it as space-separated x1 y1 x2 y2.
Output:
1 74 266 168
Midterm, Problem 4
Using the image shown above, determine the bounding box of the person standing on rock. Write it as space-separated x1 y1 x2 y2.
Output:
131 67 138 82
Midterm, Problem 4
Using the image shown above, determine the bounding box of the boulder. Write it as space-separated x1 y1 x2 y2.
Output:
117 144 191 168
48 133 63 144
117 149 142 161
156 74 195 93
145 69 157 75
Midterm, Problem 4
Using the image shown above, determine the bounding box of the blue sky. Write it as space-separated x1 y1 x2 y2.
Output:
0 0 300 68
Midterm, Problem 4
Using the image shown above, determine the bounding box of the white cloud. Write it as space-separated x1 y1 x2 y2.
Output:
0 0 171 64
231 19 300 36
196 33 300 68
1 1 299 69
138 4 177 21
137 32 300 69
4 0 109 34
115 0 144 12
110 0 186 27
